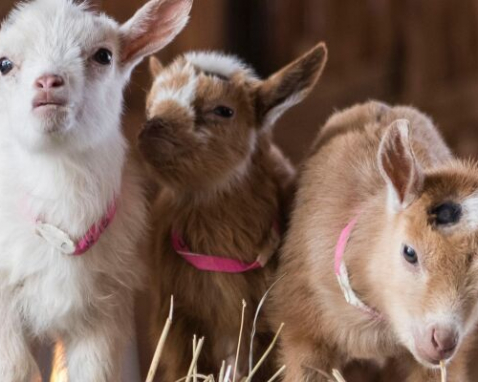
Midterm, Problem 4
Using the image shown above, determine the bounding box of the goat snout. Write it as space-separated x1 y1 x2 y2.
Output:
35 74 65 90
415 325 459 364
139 118 169 139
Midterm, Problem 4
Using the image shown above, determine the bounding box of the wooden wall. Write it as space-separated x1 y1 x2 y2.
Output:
3 0 478 161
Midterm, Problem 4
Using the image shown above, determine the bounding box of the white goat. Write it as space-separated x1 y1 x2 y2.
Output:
0 0 192 381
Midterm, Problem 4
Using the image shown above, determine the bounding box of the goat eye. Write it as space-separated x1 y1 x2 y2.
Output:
402 244 418 265
430 202 462 225
213 106 234 118
93 48 113 65
0 57 14 75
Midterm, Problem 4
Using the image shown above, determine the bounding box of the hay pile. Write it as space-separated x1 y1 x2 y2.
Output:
145 296 285 382
145 297 448 382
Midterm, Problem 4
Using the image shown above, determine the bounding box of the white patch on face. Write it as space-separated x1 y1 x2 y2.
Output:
461 193 478 230
152 62 197 117
184 51 257 80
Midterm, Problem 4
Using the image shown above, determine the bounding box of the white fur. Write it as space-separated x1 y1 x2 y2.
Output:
0 0 190 381
185 51 257 79
462 193 478 230
152 62 197 116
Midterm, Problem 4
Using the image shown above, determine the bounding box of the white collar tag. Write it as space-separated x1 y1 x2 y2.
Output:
335 215 383 320
35 222 76 255
336 262 370 311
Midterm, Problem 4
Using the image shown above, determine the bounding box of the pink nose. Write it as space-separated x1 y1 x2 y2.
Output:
415 325 459 363
35 74 64 90
432 327 458 356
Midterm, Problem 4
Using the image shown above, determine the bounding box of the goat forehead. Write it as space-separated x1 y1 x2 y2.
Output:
1 0 117 56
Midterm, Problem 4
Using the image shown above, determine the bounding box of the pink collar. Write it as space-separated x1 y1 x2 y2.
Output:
171 223 280 273
335 215 383 320
35 200 117 256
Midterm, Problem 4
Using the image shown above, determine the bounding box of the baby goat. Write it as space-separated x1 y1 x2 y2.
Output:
270 101 478 381
138 44 327 379
0 0 191 381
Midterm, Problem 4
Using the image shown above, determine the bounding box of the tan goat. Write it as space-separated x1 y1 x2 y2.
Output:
137 44 327 380
269 101 478 381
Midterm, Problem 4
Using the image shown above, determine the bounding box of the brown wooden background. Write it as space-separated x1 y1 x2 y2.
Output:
3 0 478 380
3 0 477 161
110 0 478 163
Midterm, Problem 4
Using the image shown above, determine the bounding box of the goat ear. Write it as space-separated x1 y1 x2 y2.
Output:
255 42 327 130
120 0 192 68
378 119 424 211
149 56 164 77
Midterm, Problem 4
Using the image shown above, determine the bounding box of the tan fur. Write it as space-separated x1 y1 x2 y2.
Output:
269 101 478 381
138 44 327 380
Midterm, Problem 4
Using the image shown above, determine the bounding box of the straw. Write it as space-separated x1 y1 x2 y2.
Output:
248 274 286 373
245 323 284 382
185 337 205 382
440 360 447 382
266 365 286 382
233 300 247 382
146 296 174 382
332 369 347 382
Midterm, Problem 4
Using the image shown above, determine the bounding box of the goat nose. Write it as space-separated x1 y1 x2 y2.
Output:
35 74 65 90
432 327 458 357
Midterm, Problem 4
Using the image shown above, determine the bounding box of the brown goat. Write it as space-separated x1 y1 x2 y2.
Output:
137 44 327 380
269 101 478 381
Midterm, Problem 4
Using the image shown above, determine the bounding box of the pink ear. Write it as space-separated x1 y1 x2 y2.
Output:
120 0 192 66
378 119 424 210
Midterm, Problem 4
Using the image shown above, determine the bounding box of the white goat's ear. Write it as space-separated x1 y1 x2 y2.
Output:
149 56 164 77
378 119 424 211
255 42 327 130
120 0 192 67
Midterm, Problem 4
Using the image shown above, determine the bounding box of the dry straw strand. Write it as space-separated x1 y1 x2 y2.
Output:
440 360 447 382
193 335 198 382
266 365 286 382
233 300 247 382
249 274 286 373
224 365 232 382
303 365 336 381
218 361 226 382
146 295 174 382
175 375 211 382
185 336 205 382
332 369 347 382
245 323 284 382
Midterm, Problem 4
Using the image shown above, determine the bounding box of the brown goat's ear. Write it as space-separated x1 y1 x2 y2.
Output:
149 56 163 77
378 119 424 211
256 42 327 129
120 0 192 68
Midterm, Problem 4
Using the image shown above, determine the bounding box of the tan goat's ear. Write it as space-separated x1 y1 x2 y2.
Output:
378 119 424 211
120 0 192 69
149 56 164 77
255 42 327 130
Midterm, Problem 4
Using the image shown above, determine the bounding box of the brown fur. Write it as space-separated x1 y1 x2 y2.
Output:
138 44 327 380
269 101 478 381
